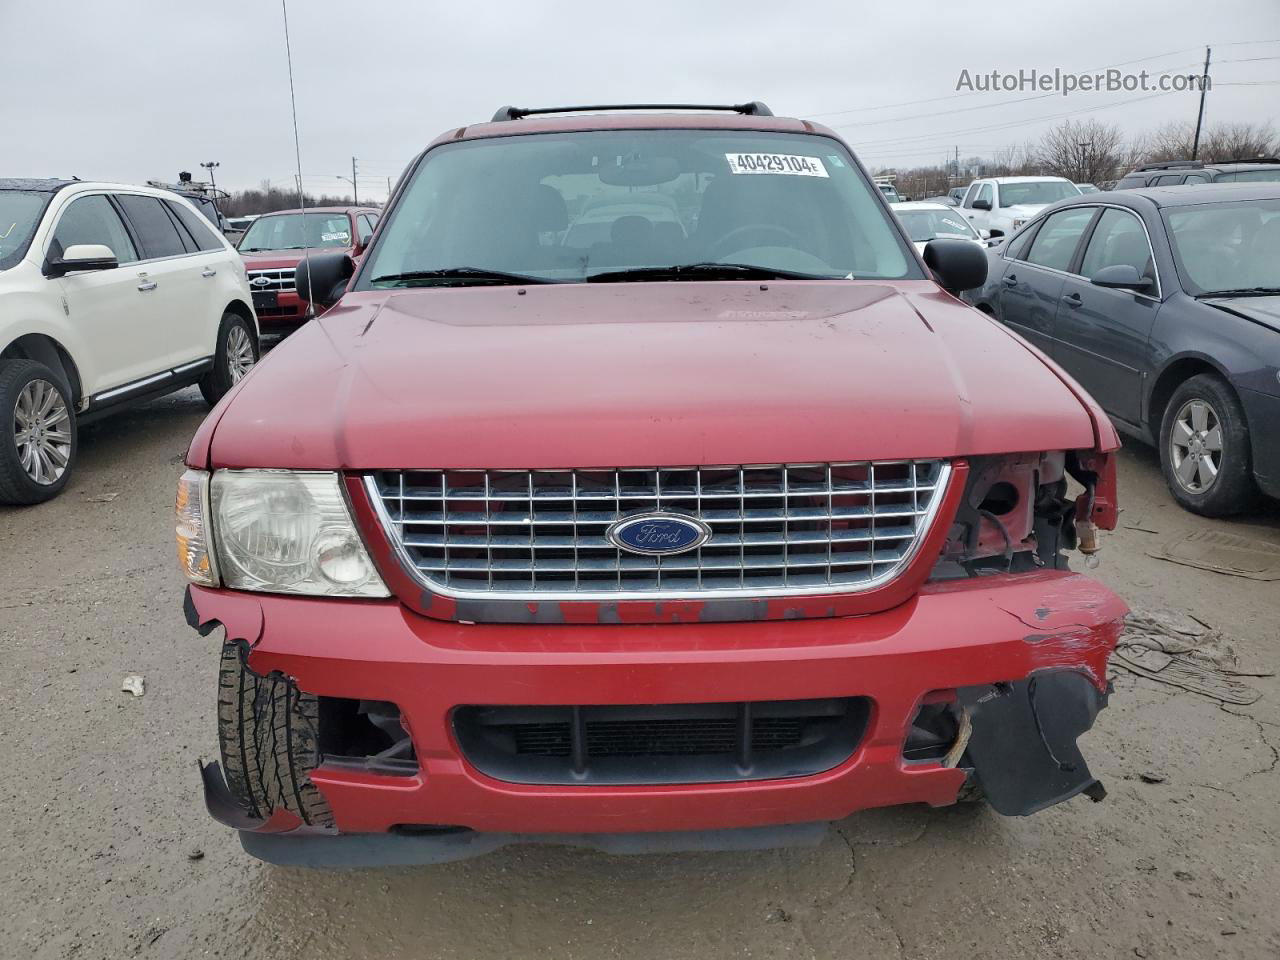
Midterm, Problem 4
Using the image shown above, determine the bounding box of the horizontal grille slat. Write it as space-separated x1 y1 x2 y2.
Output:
246 267 296 292
367 461 949 600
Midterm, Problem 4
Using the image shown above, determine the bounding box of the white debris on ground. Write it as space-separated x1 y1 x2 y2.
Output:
121 675 146 697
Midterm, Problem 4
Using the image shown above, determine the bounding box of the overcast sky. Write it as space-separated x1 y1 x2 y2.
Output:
2 0 1276 200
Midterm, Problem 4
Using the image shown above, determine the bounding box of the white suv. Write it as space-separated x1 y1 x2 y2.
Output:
0 179 259 504
957 176 1082 238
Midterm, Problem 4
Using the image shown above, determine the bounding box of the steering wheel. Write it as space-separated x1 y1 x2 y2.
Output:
708 223 802 259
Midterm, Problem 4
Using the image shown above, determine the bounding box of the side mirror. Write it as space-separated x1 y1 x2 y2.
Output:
294 251 355 308
1090 264 1152 292
971 198 992 211
978 228 992 239
45 243 118 278
924 238 988 294
986 228 1005 238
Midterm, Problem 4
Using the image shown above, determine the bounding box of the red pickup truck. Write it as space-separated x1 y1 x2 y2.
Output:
236 206 379 329
178 103 1127 866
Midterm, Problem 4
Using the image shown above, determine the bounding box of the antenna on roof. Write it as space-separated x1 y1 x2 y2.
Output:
280 0 313 317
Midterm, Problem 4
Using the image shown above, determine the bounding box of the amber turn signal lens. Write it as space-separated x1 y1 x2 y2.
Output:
176 469 219 587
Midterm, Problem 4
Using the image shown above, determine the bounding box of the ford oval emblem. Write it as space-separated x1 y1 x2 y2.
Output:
607 513 711 556
250 276 272 287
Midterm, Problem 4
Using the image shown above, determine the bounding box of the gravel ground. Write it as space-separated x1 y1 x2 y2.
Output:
2 386 1278 959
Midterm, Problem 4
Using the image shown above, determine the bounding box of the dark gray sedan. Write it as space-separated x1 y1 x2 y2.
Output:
964 183 1280 516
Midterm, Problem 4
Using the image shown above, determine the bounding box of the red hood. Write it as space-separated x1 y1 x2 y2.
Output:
199 280 1109 470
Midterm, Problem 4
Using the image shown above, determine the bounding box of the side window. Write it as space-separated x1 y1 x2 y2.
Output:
976 183 993 207
1080 208 1157 289
1005 219 1041 260
49 195 138 264
165 200 223 252
961 183 980 208
1114 177 1144 190
357 214 375 245
115 194 188 259
1150 174 1183 186
1024 207 1096 273
1183 174 1208 185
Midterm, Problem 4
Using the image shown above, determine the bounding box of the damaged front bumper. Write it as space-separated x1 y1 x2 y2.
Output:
187 570 1126 866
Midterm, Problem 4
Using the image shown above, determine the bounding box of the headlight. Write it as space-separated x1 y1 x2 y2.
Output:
176 469 218 586
205 469 389 597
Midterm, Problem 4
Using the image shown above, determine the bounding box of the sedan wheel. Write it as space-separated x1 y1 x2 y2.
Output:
1168 398 1222 494
1158 373 1255 517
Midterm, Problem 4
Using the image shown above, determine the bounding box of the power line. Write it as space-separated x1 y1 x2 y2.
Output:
818 62 1203 130
835 90 1177 148
802 46 1206 120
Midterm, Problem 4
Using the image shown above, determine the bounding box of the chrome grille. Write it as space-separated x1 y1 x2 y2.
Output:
366 461 950 599
246 267 295 292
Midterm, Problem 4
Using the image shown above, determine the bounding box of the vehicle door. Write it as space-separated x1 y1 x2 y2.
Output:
164 198 237 365
962 182 993 232
113 193 206 373
996 206 1097 354
1052 207 1161 426
46 193 151 393
355 212 376 257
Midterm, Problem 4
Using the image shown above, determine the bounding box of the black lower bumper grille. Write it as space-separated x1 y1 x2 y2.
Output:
453 699 868 785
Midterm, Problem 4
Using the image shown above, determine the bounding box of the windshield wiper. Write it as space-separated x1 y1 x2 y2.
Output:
370 267 554 287
585 262 839 283
1196 287 1280 298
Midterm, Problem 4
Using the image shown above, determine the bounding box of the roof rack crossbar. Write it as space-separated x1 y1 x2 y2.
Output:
490 102 773 122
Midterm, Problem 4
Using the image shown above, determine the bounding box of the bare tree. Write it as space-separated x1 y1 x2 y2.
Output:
1033 119 1127 184
1201 121 1278 161
223 186 361 217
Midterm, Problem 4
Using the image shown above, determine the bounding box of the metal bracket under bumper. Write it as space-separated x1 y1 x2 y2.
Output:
959 669 1110 816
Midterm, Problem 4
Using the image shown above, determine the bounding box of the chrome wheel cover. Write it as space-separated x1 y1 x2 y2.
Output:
227 325 255 383
1170 398 1223 494
13 379 72 486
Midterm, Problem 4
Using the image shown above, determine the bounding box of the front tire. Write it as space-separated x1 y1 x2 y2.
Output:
217 643 333 827
1158 373 1255 517
200 311 259 407
0 359 78 505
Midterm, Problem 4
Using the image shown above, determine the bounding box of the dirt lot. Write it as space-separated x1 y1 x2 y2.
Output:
2 387 1278 960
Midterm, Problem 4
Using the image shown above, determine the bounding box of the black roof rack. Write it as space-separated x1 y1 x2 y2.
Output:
1133 159 1204 172
1217 156 1280 165
490 102 773 123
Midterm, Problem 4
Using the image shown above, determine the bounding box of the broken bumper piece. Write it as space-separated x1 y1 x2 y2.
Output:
187 570 1126 862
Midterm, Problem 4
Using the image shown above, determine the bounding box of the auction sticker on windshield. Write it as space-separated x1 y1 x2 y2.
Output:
725 153 829 177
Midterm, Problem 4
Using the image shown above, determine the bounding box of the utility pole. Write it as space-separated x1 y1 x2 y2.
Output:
1077 140 1094 183
352 156 359 205
200 161 220 192
1191 46 1211 160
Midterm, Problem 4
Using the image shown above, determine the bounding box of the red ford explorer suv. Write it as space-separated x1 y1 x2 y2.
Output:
236 205 379 330
177 103 1127 866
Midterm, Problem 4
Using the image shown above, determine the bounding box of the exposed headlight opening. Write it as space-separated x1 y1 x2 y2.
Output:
209 470 389 598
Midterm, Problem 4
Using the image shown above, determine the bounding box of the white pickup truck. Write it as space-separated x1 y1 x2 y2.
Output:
957 176 1081 238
